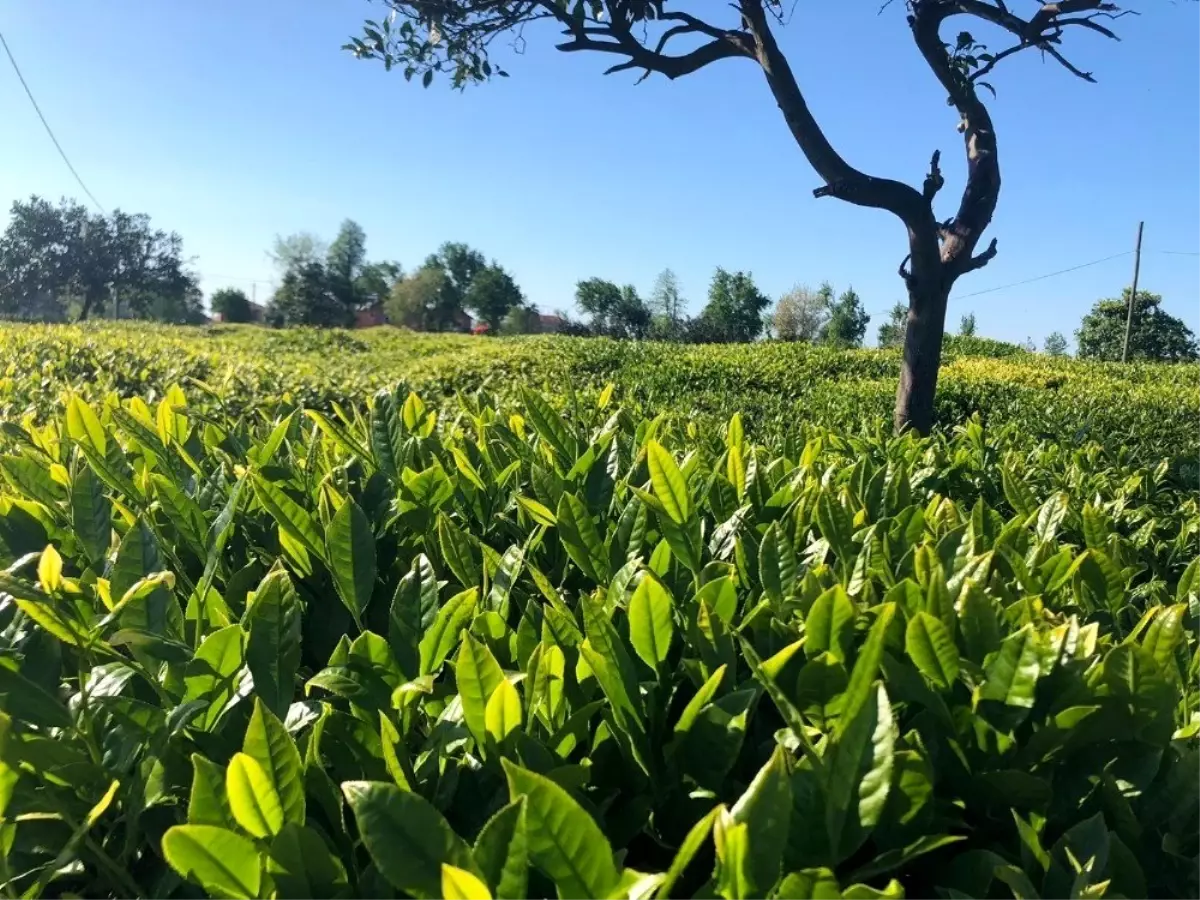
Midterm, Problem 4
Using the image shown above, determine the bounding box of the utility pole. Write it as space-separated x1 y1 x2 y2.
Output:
1121 221 1143 363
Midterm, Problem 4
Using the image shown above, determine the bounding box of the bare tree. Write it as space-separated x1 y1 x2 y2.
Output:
772 284 831 342
346 0 1144 432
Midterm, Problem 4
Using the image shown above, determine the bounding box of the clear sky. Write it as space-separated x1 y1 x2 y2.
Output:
1 1 1197 348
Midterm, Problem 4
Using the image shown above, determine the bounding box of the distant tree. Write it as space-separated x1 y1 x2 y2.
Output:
386 265 456 331
269 232 327 275
423 241 485 322
611 285 653 339
700 268 770 343
877 302 908 349
500 303 543 335
575 278 623 335
326 219 369 310
465 263 524 330
268 262 350 327
1043 331 1069 357
772 284 830 342
959 312 977 337
1020 336 1037 352
356 261 404 307
0 195 200 321
210 287 253 323
1076 289 1198 363
649 268 685 338
824 287 870 348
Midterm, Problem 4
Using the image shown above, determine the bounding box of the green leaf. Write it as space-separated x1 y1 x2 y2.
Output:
420 587 477 675
0 658 73 728
1176 557 1199 602
776 868 841 899
162 824 262 900
245 569 302 721
672 663 727 736
557 492 610 584
520 387 576 462
267 822 348 899
905 612 960 690
502 759 620 899
628 576 674 671
1001 466 1037 519
439 513 481 588
111 518 163 604
182 624 245 731
730 746 791 896
66 393 106 452
326 498 375 626
516 494 557 527
70 463 111 565
243 698 305 827
187 753 235 829
806 585 855 663
1 454 66 507
343 780 478 899
646 440 690 524
1141 603 1185 674
485 678 523 744
474 797 529 900
226 751 284 838
794 653 849 731
817 490 854 561
713 817 757 900
758 522 797 602
695 576 738 625
443 864 494 900
252 474 325 561
456 632 507 748
979 625 1041 709
837 603 896 737
825 683 896 864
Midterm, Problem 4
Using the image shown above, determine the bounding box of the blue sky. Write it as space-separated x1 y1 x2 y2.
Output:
1 1 1196 348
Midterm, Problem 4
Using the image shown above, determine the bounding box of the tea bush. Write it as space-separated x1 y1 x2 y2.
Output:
1 323 1197 464
0 354 1196 898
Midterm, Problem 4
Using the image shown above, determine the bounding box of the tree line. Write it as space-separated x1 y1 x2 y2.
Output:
1 195 1195 362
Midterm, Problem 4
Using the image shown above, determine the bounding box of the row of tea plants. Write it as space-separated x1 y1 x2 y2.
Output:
0 379 1196 898
2 322 1197 463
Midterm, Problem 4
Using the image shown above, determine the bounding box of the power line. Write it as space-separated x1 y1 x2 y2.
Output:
1157 250 1200 257
950 251 1132 301
0 29 105 214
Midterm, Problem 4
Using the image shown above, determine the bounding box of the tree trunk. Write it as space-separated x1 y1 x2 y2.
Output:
894 281 950 436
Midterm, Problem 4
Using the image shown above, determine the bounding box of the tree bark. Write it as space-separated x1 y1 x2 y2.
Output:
895 278 950 435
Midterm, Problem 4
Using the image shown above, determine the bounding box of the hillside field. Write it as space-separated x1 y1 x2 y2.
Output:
0 322 1196 899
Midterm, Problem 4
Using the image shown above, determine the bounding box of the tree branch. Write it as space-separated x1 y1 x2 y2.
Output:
923 150 944 201
739 0 930 229
550 3 754 82
960 237 999 272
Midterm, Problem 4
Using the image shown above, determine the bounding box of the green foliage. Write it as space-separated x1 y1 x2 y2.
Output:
1076 289 1198 362
824 288 871 349
0 195 202 323
959 313 977 337
0 354 1196 897
1043 331 1069 357
465 264 525 331
387 265 458 331
210 288 253 324
267 262 352 328
877 303 908 349
701 268 771 343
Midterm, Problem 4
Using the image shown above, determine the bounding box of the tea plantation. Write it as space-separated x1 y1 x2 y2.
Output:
0 322 1196 899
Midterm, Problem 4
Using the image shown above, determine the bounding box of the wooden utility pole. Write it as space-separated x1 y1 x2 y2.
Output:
1121 221 1144 363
